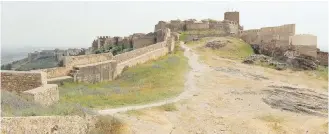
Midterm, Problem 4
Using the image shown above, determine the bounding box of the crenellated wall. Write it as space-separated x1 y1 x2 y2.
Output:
224 11 240 25
154 18 239 36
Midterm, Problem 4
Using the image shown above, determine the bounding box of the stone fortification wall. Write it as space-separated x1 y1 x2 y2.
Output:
115 44 169 78
113 41 167 63
38 53 114 79
186 22 209 30
289 34 317 46
224 11 240 25
1 70 47 92
64 53 113 67
38 67 69 79
294 45 318 58
241 24 295 46
132 36 156 49
154 18 239 35
72 60 117 83
259 24 295 45
240 29 261 44
317 51 328 66
114 28 172 78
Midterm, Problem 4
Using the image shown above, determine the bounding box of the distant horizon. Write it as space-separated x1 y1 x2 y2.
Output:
1 1 328 52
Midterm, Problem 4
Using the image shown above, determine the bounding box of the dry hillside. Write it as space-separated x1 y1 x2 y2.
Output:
112 37 328 134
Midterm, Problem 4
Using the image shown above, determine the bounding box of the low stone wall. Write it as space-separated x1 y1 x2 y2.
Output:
73 60 117 83
1 116 89 134
1 70 47 92
38 67 70 79
22 84 59 106
113 41 166 63
115 46 169 78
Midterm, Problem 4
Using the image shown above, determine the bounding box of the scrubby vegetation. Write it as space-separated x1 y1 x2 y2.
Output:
1 64 12 70
88 116 129 134
315 66 328 80
16 56 59 71
59 46 189 109
94 44 133 55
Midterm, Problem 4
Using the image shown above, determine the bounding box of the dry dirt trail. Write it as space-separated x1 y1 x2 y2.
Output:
102 42 328 134
98 42 207 115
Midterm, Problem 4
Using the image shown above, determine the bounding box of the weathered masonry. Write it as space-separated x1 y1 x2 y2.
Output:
34 28 174 84
1 70 59 106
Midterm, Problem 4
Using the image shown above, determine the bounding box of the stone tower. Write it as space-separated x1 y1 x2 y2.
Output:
224 11 240 25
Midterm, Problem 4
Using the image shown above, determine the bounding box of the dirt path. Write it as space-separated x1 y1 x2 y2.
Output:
98 42 207 115
113 42 328 134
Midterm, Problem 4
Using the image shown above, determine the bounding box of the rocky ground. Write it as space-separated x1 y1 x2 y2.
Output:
108 42 328 134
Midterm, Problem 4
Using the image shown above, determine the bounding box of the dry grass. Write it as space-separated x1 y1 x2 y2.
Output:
88 116 130 134
258 114 286 133
58 45 189 109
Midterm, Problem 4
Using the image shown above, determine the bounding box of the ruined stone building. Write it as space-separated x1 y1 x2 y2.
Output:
154 12 241 36
240 23 327 66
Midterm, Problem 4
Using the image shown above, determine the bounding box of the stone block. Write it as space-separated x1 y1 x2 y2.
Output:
22 84 59 106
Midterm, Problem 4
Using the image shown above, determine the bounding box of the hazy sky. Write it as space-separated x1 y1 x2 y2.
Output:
1 1 328 51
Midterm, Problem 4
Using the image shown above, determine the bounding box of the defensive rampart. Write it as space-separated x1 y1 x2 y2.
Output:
39 53 113 79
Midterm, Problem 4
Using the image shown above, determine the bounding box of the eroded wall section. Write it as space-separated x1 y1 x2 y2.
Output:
1 71 47 92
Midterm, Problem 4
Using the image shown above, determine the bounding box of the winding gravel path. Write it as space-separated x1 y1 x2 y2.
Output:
98 42 209 115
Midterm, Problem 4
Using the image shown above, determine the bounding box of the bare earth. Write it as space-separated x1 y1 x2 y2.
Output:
106 42 328 134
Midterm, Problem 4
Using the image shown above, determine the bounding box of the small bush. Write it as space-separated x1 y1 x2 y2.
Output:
158 103 177 111
88 116 127 134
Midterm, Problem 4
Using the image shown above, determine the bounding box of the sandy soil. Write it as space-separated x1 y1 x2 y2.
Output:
110 42 328 134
